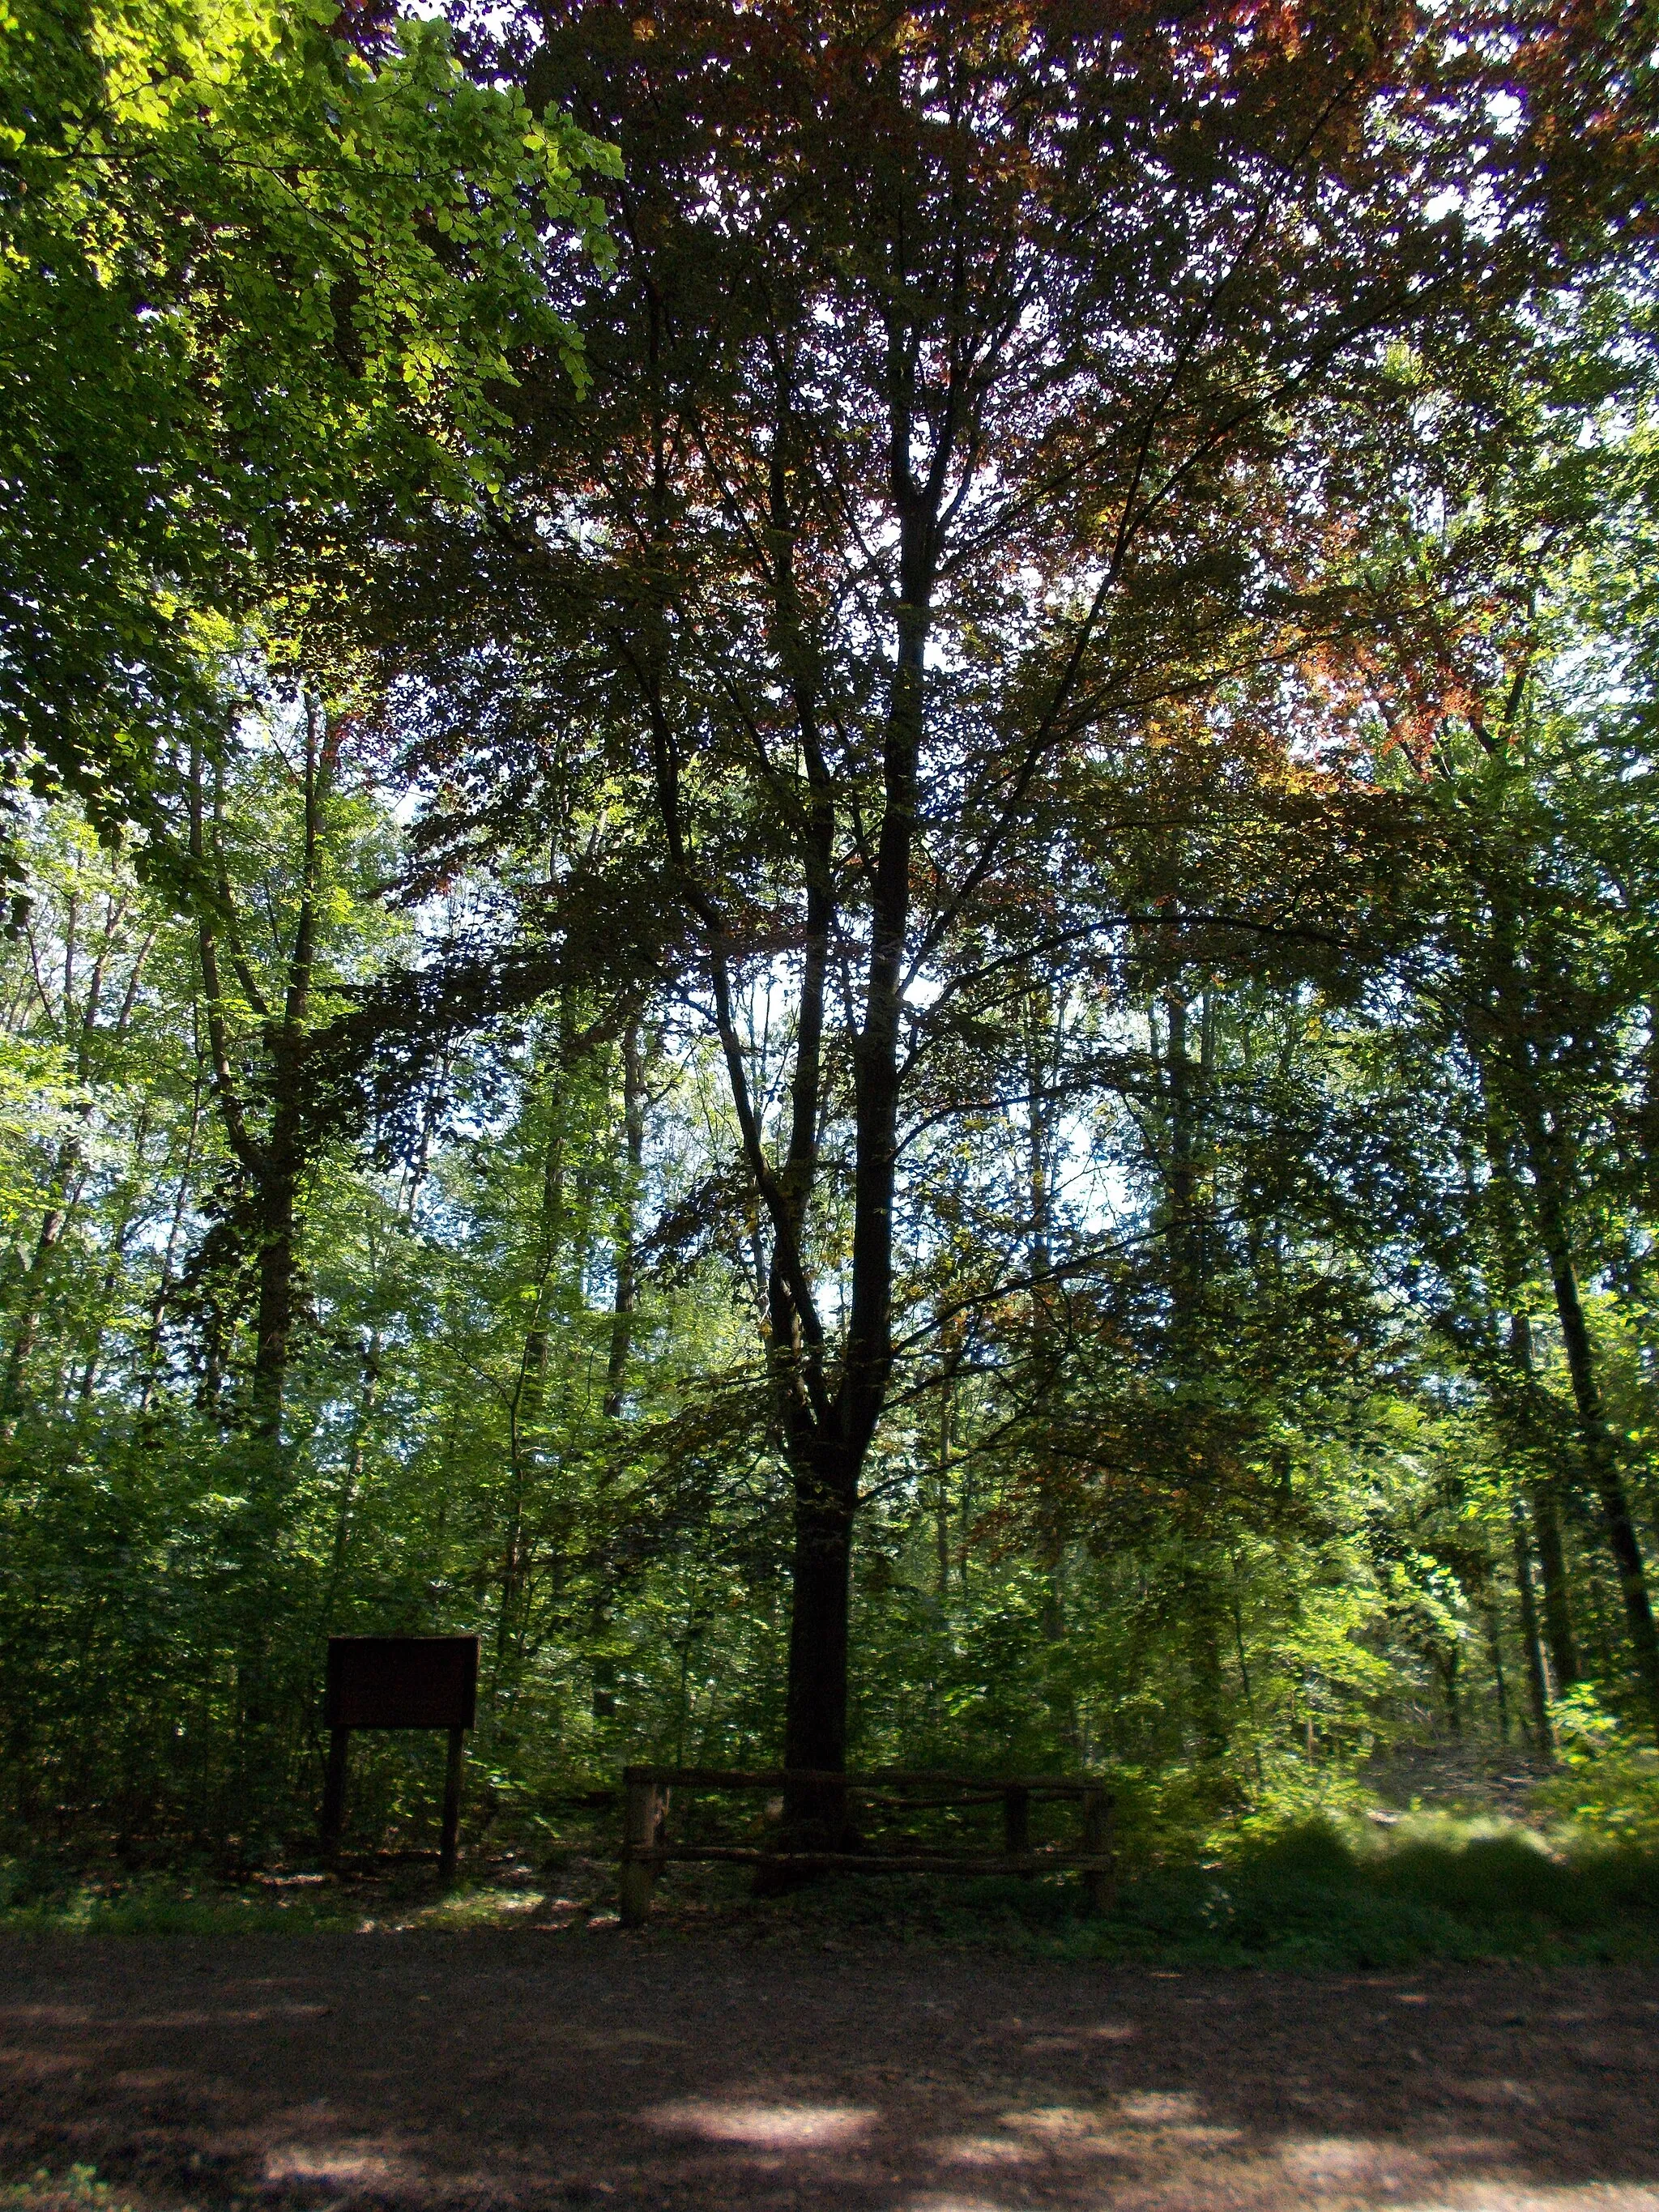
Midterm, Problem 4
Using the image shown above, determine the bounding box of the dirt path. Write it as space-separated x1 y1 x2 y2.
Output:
2 1933 1656 2210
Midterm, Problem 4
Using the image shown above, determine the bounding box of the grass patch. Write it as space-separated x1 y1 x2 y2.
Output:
0 1867 362 1935
697 1812 1659 1968
4 2171 133 2212
0 1858 579 1937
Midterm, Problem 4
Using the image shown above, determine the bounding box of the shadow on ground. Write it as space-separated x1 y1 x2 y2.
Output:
2 1932 1657 2210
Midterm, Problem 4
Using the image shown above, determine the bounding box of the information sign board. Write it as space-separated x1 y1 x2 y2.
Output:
319 1635 479 1881
325 1635 479 1730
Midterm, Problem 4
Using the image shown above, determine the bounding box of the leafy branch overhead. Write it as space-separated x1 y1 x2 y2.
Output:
0 0 618 876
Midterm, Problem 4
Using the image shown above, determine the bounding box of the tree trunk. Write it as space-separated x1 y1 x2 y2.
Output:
1 1189 73 1432
1525 1116 1659 1741
75 1101 151 1402
1480 1587 1511 1745
1025 984 1067 1645
139 1063 204 1414
595 1012 646 1715
1188 1570 1230 1760
934 1370 953 1605
1512 1499 1555 1759
603 1014 646 1417
781 1435 857 1838
1508 1311 1581 1690
251 1150 299 1441
502 1067 566 1664
1529 1474 1581 1692
192 698 331 1446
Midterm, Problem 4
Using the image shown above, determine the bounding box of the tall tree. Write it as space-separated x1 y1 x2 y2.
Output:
396 0 1624 1810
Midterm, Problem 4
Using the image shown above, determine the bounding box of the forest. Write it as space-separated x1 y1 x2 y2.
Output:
3 0 1659 1899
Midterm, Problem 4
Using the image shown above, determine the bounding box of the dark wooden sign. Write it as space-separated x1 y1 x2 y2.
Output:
320 1635 479 1882
325 1635 479 1731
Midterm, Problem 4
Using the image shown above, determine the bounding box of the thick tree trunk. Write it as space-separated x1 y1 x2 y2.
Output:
781 1435 857 1836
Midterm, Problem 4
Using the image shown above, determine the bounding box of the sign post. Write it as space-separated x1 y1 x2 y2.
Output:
321 1635 479 1882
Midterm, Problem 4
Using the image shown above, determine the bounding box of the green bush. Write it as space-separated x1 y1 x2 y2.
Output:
1533 1689 1659 1848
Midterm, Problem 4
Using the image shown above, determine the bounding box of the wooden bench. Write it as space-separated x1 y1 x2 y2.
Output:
618 1765 1115 1925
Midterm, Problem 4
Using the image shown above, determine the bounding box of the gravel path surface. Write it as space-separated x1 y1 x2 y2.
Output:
2 1933 1657 2210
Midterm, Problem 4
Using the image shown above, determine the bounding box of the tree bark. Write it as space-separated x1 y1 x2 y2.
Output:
502 1006 571 1663
603 1013 646 1417
1523 1111 1659 1742
1529 1473 1581 1692
1507 1311 1581 1690
782 1437 857 1779
1512 1498 1555 1759
190 700 333 1445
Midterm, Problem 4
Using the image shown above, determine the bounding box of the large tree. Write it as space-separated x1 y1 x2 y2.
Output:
399 0 1629 1815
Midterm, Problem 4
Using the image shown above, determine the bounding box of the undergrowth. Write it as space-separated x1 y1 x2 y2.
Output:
6 1704 1659 1966
5 1813 1659 1966
736 1813 1659 1967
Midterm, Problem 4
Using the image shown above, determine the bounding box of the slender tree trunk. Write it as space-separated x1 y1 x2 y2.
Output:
1524 1118 1659 1741
75 1102 151 1402
603 1015 646 1418
1507 1312 1581 1690
935 1371 953 1605
502 997 577 1663
139 1065 205 1413
1512 1499 1555 1759
594 1013 646 1716
1481 1586 1511 1745
321 1329 381 1625
1025 985 1067 1646
1477 889 1656 1737
1188 1570 1230 1760
1161 985 1229 1757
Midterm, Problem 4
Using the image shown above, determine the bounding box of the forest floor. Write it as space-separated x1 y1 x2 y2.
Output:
2 1928 1657 2212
